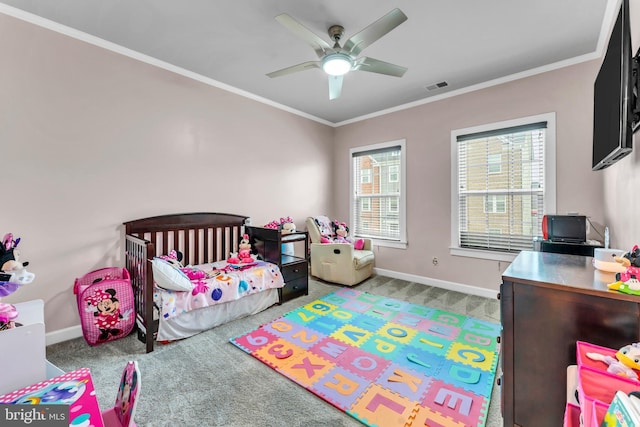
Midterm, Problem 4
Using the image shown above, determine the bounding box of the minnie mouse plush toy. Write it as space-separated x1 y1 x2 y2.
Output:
332 221 352 243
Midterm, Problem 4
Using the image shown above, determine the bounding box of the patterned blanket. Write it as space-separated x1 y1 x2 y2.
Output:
155 260 284 320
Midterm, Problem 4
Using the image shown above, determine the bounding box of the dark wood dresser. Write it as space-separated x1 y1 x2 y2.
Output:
500 251 640 427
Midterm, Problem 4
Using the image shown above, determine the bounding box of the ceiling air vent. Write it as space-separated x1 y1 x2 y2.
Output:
425 81 448 91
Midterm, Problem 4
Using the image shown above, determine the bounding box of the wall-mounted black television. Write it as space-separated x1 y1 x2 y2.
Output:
592 0 639 171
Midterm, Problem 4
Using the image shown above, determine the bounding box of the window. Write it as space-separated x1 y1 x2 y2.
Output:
451 113 556 261
487 154 502 174
484 195 506 213
351 139 407 248
389 198 399 213
389 165 399 182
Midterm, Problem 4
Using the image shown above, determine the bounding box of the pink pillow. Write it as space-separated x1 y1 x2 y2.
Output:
354 239 365 250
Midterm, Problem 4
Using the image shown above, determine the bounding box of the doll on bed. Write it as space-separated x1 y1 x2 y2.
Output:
227 234 257 264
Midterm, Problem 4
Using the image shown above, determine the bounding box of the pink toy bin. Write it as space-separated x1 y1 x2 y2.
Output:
576 340 617 372
577 365 640 427
562 402 581 427
591 400 609 427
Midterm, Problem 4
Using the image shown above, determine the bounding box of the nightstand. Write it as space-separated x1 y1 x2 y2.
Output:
246 226 309 303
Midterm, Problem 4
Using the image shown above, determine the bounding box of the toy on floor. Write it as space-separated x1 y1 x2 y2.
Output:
101 360 141 427
586 342 640 380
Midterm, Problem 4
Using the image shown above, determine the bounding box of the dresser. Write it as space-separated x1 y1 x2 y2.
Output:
500 251 640 427
246 226 309 303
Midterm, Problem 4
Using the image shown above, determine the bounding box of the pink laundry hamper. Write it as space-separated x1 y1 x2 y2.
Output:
73 267 135 346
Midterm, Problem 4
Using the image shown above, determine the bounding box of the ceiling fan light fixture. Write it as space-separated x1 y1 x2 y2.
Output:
322 53 353 76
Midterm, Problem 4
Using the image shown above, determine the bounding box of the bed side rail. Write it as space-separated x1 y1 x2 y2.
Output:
125 233 156 353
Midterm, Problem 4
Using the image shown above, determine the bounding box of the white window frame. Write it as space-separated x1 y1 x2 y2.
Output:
450 112 556 262
350 139 407 249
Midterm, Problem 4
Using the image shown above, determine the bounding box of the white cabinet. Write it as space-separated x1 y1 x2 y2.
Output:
0 299 46 395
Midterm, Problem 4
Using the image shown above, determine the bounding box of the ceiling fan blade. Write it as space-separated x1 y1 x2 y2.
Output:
328 75 343 100
353 57 407 77
266 61 321 78
342 8 408 57
275 14 333 59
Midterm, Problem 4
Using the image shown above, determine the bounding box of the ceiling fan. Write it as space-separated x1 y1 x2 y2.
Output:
266 8 408 100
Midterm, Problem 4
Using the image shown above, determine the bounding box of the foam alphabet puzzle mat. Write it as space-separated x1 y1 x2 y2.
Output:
230 288 501 427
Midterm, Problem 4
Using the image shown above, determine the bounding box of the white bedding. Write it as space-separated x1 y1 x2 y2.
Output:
156 288 279 342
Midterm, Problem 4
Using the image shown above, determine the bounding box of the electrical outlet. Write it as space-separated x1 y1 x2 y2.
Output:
432 257 438 266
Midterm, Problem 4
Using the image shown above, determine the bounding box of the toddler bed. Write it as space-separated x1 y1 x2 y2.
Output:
123 212 284 353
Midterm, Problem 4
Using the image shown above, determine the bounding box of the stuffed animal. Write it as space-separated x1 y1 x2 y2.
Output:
228 234 256 264
264 217 296 234
0 233 35 329
159 250 184 268
0 233 34 285
180 267 206 281
614 245 640 282
0 233 29 273
0 281 20 330
281 221 296 235
587 342 640 380
608 245 640 295
332 220 352 243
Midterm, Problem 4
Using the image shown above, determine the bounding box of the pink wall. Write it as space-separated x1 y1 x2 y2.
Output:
334 60 606 291
0 14 334 333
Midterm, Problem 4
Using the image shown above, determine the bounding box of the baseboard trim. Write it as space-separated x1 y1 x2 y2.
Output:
373 268 499 300
46 325 83 346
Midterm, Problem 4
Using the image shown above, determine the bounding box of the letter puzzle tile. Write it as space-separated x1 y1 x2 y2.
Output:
284 306 318 326
312 365 370 411
377 362 432 402
394 344 446 377
349 384 420 427
337 343 391 382
421 378 488 425
309 336 352 363
278 350 335 388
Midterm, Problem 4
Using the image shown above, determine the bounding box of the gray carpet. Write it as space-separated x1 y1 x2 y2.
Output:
46 275 502 426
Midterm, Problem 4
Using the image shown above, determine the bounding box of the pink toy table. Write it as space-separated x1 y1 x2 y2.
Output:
0 367 104 427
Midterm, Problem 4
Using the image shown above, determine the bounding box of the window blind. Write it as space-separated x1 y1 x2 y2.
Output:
352 145 402 241
457 122 547 252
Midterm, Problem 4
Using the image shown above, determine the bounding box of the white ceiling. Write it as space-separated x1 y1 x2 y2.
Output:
0 0 615 125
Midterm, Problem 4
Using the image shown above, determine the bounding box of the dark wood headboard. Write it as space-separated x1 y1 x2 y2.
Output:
124 212 249 266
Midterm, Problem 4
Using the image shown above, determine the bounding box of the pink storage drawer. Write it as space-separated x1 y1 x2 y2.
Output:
578 365 640 427
591 400 609 427
576 340 617 372
563 402 581 427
